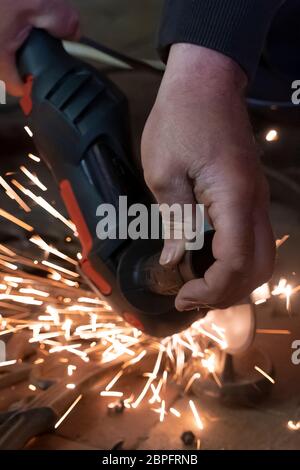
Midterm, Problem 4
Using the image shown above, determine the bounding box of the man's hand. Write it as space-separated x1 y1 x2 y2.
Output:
0 0 80 96
142 44 275 311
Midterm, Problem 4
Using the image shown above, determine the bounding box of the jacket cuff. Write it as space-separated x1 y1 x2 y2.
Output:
158 0 285 80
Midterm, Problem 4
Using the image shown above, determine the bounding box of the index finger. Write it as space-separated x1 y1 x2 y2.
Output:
175 198 255 310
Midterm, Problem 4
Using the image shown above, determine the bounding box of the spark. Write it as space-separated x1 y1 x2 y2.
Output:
0 245 16 257
62 279 79 288
189 399 204 430
276 235 289 248
30 235 77 265
162 370 168 386
19 288 50 298
254 365 275 384
30 333 62 344
285 284 292 312
28 153 40 163
0 294 43 305
265 129 278 142
100 391 123 397
41 260 79 278
212 371 222 388
24 126 33 137
159 400 166 422
131 347 164 409
174 340 185 380
123 396 134 409
197 325 228 350
78 297 104 305
11 180 76 231
49 343 83 354
272 278 287 295
287 420 300 431
170 408 181 418
49 272 61 281
20 166 47 191
66 383 76 389
0 259 18 270
184 372 201 393
46 306 60 325
211 323 226 338
256 329 291 335
28 384 37 391
54 394 83 429
91 314 97 332
0 359 17 367
122 350 147 369
149 380 163 404
105 370 124 391
0 208 33 231
272 278 293 312
4 276 23 283
0 176 31 212
251 283 271 305
202 351 217 374
34 358 44 365
63 319 73 341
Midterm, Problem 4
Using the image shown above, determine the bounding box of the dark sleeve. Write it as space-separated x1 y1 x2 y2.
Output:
158 0 286 80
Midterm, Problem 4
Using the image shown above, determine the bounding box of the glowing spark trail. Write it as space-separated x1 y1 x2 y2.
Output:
0 208 33 231
170 408 181 418
28 153 41 163
20 166 47 191
54 394 83 429
24 126 33 137
0 176 31 212
11 180 76 231
0 360 17 367
254 365 275 384
287 420 300 431
189 400 204 430
100 391 123 397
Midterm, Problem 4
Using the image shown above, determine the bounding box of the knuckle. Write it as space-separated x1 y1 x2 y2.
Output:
144 168 168 194
229 253 250 275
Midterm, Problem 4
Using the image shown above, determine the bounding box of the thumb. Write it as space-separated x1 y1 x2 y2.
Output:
148 174 196 268
31 0 80 41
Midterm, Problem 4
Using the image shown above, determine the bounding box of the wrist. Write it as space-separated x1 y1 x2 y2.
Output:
162 43 247 96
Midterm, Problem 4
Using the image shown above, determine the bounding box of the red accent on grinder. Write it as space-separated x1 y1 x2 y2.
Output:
123 313 145 332
20 75 34 116
60 179 112 296
81 258 111 296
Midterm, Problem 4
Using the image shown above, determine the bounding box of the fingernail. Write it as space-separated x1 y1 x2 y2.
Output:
176 300 206 312
159 248 175 266
177 304 197 312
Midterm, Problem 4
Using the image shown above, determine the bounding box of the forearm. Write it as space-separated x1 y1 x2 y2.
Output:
158 0 286 81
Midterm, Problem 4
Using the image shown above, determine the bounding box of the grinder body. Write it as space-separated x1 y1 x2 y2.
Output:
18 30 214 337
